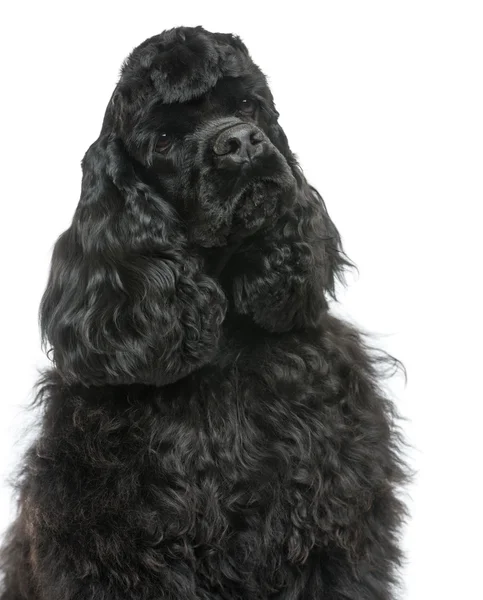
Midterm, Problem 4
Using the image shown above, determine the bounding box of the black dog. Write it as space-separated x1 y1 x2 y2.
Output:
0 26 407 600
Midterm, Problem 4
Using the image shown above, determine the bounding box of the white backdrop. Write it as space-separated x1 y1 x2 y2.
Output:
0 1 482 598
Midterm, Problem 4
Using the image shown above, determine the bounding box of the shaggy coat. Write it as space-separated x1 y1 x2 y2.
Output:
0 26 407 600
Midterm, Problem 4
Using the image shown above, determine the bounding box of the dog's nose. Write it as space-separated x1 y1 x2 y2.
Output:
213 124 265 166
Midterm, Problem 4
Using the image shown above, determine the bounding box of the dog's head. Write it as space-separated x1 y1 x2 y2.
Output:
100 26 297 248
40 27 345 386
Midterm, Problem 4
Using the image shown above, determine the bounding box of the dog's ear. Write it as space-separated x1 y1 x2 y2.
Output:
266 110 349 294
40 134 226 387
292 166 349 299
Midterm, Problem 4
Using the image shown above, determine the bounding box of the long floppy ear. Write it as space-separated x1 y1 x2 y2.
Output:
230 163 350 332
40 133 226 387
291 165 350 298
269 114 348 293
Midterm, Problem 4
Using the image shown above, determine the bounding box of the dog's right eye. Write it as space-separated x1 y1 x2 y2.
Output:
155 133 173 153
238 98 257 116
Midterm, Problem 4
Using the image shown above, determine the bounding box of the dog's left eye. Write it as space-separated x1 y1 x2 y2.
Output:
239 98 257 115
155 133 173 153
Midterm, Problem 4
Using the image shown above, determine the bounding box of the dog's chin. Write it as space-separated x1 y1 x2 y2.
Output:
189 164 296 249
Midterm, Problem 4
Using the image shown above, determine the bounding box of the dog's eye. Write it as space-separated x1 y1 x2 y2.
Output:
239 98 257 115
155 133 173 153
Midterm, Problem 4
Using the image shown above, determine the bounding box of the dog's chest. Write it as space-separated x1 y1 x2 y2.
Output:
144 364 344 583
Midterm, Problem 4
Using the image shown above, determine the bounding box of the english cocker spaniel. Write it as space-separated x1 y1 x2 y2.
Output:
0 26 407 600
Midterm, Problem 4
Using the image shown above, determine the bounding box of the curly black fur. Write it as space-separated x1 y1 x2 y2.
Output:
0 26 407 600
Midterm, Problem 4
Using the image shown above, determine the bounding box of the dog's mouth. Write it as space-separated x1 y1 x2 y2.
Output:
189 168 295 250
200 174 296 277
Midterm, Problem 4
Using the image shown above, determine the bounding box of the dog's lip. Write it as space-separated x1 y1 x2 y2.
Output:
231 158 270 186
213 153 260 173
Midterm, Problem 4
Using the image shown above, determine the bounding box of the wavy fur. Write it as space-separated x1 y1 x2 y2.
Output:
1 26 407 600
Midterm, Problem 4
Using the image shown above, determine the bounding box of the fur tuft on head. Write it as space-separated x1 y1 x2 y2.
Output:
119 26 255 104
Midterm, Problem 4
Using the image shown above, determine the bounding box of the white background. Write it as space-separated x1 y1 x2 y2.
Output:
0 1 482 598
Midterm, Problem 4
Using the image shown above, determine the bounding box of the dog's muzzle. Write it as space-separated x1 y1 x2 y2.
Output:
213 123 269 170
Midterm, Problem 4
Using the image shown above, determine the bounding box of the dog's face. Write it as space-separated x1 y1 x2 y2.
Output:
108 26 297 247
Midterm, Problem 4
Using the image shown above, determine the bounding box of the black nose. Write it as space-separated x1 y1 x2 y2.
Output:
213 124 266 167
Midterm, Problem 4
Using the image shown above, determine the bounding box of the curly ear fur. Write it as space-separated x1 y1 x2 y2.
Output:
40 134 226 387
230 166 350 332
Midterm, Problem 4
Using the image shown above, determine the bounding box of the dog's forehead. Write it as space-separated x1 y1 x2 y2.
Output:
119 26 261 104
